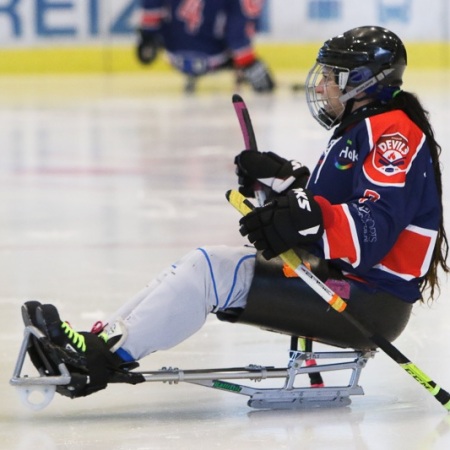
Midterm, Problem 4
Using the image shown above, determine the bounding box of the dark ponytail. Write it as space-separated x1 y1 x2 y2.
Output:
389 91 449 301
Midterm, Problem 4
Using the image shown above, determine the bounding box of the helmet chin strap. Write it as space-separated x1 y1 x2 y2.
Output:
341 98 355 120
339 68 395 104
339 87 376 124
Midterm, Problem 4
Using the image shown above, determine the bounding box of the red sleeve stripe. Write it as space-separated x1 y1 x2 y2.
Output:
322 204 361 267
140 9 166 28
374 225 437 280
232 46 256 67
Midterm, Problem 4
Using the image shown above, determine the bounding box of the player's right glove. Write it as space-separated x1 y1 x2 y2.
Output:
239 188 324 259
136 29 161 65
235 150 310 198
240 59 275 92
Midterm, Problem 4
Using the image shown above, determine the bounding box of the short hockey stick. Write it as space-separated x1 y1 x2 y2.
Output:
232 94 266 207
232 93 258 151
226 189 450 411
232 93 323 387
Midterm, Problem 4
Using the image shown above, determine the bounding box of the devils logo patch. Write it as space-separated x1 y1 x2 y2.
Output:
363 132 418 186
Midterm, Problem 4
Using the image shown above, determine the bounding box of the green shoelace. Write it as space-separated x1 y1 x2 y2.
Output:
61 322 86 352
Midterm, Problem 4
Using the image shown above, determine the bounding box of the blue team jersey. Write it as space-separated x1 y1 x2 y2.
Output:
140 0 263 66
307 109 440 302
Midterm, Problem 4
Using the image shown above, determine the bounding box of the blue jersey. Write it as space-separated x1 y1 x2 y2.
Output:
307 109 440 302
140 0 264 70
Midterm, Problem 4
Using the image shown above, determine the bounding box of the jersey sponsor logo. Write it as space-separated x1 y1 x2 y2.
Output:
363 132 416 186
335 139 358 170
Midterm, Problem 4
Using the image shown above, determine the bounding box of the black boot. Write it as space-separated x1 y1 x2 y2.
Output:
22 301 144 398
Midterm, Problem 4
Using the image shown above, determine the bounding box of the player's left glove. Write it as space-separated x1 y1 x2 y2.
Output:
235 150 310 197
136 29 161 65
239 188 324 259
240 59 275 93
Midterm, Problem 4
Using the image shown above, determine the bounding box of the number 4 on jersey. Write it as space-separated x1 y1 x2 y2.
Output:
177 0 204 34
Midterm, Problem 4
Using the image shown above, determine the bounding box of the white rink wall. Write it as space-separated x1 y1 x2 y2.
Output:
269 0 450 41
0 0 449 48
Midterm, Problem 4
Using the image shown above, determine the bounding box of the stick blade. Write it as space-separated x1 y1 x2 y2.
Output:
232 93 244 104
232 94 257 151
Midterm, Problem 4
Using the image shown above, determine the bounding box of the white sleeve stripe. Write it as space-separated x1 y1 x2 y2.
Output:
365 118 374 149
341 203 361 268
374 263 416 281
322 230 331 259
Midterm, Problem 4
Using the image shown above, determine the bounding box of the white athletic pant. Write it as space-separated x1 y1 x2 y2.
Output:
105 246 257 360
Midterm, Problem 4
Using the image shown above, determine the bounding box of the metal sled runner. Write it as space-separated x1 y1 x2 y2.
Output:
10 323 376 411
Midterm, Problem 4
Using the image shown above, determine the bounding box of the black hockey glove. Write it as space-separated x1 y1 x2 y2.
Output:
136 29 160 65
239 188 323 260
235 150 310 198
240 59 275 92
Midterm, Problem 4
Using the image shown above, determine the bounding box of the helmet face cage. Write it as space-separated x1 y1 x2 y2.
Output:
305 62 349 130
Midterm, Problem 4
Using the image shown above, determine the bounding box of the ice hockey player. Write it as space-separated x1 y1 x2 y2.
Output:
136 0 275 93
22 26 448 399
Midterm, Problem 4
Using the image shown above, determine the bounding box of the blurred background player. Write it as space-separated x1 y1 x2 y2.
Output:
136 0 275 93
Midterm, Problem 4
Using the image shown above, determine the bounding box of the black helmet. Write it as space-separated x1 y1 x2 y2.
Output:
305 26 407 129
318 25 407 88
